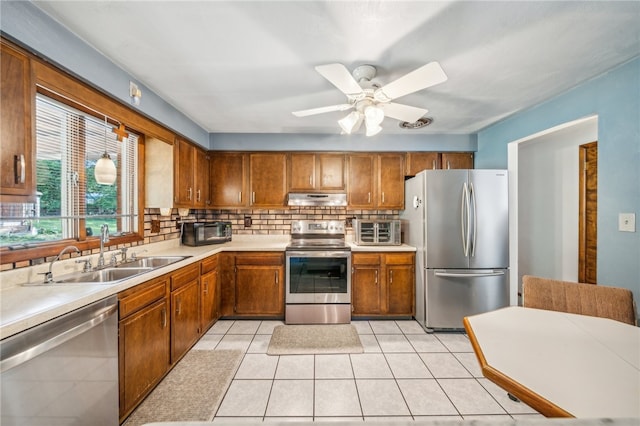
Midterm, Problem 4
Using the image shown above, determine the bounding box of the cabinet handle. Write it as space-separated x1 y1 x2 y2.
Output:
197 189 201 202
382 192 385 204
161 307 167 328
176 298 182 315
309 175 313 186
374 270 378 284
275 271 279 284
432 160 436 170
187 187 192 200
238 192 242 203
204 279 208 295
14 154 25 184
251 192 255 204
368 192 371 203
447 161 451 170
390 270 393 284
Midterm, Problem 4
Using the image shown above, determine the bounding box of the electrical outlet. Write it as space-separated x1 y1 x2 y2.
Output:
618 213 636 232
244 215 252 228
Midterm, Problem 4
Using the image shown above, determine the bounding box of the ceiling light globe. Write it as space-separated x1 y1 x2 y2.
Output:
364 105 384 125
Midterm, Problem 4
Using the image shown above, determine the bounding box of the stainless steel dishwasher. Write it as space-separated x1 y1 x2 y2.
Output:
1 295 118 426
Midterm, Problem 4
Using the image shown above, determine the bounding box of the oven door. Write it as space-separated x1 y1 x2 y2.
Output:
286 250 351 304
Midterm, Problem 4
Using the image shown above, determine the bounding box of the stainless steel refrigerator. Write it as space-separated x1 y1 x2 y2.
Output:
401 169 509 330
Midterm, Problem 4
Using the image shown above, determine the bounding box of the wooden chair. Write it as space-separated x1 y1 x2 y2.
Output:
522 275 637 326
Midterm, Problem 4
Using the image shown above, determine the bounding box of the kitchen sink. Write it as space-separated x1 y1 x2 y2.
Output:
53 267 153 284
117 256 189 269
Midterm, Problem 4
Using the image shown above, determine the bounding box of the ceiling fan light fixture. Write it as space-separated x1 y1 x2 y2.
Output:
364 105 384 126
365 123 382 137
338 111 362 134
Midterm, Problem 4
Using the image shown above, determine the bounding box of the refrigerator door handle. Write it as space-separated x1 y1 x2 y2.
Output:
461 182 470 257
470 182 477 257
434 270 505 278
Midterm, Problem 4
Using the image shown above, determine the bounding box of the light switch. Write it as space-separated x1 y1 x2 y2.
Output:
618 213 636 232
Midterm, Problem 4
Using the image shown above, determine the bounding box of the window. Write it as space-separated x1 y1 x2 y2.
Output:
0 94 139 247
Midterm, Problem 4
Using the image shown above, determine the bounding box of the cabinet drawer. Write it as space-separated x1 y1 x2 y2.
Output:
235 253 283 266
118 276 168 319
352 253 380 266
384 252 415 265
171 263 200 291
201 254 219 274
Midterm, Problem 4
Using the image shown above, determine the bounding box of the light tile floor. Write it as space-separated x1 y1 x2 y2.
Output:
190 319 543 423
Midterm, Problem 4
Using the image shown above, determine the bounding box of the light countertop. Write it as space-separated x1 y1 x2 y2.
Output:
0 236 414 339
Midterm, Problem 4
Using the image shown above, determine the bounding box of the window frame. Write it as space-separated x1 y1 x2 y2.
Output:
0 40 182 265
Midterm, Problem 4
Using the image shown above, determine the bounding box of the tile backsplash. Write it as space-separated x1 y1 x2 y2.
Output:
3 207 399 271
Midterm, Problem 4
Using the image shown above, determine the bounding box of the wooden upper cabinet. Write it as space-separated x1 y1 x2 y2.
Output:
405 152 440 176
209 152 248 208
347 154 376 208
441 152 474 170
174 138 208 208
289 153 346 192
250 153 287 207
377 153 405 209
1 41 35 200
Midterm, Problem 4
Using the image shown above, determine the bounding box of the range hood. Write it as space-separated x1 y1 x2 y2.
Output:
287 193 347 207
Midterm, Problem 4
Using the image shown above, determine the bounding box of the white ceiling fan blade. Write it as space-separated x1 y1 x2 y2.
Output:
292 103 353 117
315 63 364 96
377 61 447 101
380 102 428 123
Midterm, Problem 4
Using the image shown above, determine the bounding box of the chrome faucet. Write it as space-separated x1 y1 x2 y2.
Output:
97 224 110 268
44 245 80 283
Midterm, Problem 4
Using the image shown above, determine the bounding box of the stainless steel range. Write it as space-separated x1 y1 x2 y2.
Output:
285 220 351 324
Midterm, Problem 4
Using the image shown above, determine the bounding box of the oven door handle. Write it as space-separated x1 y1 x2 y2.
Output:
286 250 351 258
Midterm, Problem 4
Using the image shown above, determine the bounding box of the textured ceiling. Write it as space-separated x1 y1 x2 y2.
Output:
33 1 640 135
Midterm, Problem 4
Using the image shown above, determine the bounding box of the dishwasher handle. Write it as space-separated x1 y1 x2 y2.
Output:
1 296 118 373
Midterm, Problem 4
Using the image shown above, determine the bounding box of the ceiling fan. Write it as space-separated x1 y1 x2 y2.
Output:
292 62 447 136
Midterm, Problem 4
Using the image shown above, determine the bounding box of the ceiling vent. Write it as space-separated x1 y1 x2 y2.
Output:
399 116 433 129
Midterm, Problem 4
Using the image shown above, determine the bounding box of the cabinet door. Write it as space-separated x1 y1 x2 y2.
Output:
194 147 209 207
347 154 375 208
352 264 382 315
378 153 405 209
1 42 34 199
210 152 248 208
441 152 474 169
171 279 200 363
201 268 219 331
289 153 316 191
317 154 345 190
119 299 169 419
235 265 284 315
250 153 287 207
386 264 414 315
174 138 195 207
405 152 440 176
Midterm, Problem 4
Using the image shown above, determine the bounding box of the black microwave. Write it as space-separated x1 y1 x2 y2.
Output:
182 222 232 246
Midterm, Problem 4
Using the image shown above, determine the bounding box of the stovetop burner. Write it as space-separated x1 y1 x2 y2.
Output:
287 220 350 251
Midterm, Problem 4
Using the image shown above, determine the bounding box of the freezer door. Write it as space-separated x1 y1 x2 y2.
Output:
425 268 509 330
424 170 470 268
468 170 509 268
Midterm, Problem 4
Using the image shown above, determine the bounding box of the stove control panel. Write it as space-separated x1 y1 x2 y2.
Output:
291 220 345 235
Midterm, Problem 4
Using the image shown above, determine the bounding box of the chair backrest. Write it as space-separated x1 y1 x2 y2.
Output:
522 275 637 326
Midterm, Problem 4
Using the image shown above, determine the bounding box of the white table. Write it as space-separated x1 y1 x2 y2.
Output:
463 306 640 418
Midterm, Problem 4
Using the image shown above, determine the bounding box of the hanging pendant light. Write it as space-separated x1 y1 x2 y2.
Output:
95 116 116 185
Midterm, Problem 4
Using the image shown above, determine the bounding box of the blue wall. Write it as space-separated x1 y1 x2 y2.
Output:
477 58 640 301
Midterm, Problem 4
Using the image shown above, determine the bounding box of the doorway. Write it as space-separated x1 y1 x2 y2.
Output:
507 115 598 305
578 141 598 283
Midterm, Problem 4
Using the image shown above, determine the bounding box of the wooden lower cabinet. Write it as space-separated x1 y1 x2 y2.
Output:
220 252 284 318
118 276 170 421
351 252 415 317
170 263 201 363
200 254 220 332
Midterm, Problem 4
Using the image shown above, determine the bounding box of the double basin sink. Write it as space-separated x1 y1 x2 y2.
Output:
30 256 190 286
